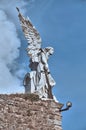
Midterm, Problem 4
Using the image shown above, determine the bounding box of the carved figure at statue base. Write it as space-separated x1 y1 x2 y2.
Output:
17 7 56 99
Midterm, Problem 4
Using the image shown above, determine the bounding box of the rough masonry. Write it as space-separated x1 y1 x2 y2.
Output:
0 94 63 130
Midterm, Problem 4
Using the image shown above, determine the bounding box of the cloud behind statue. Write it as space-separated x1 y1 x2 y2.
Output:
0 0 27 93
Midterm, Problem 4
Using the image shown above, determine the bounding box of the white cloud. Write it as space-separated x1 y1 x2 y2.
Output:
0 0 27 93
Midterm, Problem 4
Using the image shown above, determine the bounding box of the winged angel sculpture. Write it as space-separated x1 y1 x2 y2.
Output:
17 8 56 99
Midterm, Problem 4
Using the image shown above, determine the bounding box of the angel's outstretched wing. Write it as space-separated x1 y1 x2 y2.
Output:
17 7 42 49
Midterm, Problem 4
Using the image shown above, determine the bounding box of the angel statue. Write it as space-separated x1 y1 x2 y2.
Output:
16 7 56 99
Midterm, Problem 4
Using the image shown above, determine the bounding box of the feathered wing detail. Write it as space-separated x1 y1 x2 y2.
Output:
17 8 42 49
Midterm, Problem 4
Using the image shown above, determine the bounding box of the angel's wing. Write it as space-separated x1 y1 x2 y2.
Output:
17 7 42 49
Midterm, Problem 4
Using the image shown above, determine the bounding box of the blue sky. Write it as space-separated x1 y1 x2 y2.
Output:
25 1 86 130
0 0 86 130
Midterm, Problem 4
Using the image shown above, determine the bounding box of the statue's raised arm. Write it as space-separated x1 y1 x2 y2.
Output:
17 7 56 99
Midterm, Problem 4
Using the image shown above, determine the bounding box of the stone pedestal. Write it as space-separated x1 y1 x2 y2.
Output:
0 94 63 130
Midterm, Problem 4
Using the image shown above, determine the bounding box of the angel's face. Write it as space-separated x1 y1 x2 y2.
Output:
49 48 54 55
45 47 54 55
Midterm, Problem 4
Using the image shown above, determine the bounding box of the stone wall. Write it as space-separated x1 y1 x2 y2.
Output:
0 94 63 130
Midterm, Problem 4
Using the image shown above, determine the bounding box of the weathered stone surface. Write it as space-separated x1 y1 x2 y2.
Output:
0 94 63 130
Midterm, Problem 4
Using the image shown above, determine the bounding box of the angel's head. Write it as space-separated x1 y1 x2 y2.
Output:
44 47 54 55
